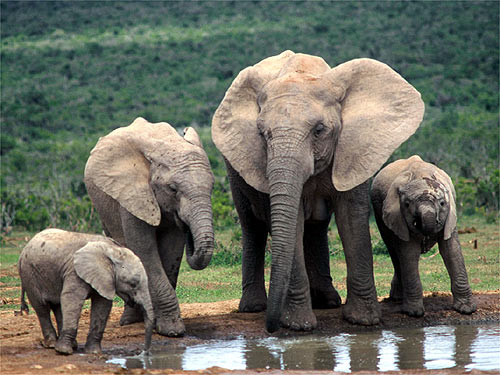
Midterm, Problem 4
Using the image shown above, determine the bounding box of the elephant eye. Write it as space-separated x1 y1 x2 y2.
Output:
168 184 178 193
440 200 445 207
314 122 325 136
404 201 410 208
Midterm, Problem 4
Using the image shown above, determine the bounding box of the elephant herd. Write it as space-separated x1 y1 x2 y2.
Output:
18 51 476 355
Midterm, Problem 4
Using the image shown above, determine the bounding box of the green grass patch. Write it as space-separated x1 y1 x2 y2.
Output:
0 215 498 312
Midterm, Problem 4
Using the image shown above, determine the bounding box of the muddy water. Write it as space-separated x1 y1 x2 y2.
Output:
108 324 500 372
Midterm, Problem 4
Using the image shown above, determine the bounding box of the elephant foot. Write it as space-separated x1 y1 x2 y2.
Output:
343 296 381 325
84 342 102 354
310 286 342 309
120 305 144 326
389 288 404 302
453 297 476 315
55 339 74 355
385 294 403 303
238 287 267 313
55 329 77 355
155 316 185 337
280 304 317 331
41 335 57 349
402 299 425 317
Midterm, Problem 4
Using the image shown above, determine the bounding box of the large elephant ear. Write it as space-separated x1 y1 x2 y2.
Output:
85 117 179 226
326 59 425 191
434 168 457 240
212 50 295 193
382 171 414 241
183 127 203 148
74 242 115 300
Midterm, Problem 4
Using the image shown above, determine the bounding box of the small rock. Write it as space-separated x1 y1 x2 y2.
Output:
30 365 43 369
54 364 77 372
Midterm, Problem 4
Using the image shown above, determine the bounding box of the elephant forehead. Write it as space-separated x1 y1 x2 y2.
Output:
266 73 326 95
407 178 446 198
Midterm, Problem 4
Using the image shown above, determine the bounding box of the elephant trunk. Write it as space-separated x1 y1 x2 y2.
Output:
265 157 307 333
184 197 214 270
136 289 155 354
417 202 438 236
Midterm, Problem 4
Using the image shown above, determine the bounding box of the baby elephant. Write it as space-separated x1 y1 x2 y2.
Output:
371 155 476 317
18 229 154 355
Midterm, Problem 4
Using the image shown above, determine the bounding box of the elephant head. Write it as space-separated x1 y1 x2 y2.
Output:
381 155 457 242
212 51 424 332
84 117 215 270
74 241 154 352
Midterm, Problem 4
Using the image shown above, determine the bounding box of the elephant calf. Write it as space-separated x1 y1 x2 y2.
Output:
371 155 476 317
18 229 154 355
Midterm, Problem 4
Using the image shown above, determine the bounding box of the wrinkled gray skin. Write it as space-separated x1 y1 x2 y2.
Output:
84 118 215 337
371 155 476 317
18 229 154 355
212 51 425 332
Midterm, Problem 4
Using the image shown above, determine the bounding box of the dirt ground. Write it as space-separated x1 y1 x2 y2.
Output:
1 292 499 375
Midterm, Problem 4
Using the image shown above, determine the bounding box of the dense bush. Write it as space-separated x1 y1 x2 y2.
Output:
1 1 498 233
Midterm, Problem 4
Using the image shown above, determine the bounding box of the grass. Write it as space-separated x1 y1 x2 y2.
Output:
1 215 497 313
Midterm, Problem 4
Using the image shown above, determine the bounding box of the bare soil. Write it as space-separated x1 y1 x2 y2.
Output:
1 292 499 375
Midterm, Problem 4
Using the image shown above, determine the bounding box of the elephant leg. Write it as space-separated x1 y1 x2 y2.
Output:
398 242 425 317
280 204 317 331
55 280 88 355
334 182 380 325
239 216 268 313
51 303 78 350
120 305 144 326
227 164 269 313
438 230 476 314
84 294 113 354
304 220 341 309
388 250 404 302
373 214 404 302
28 295 57 349
157 227 186 290
120 208 185 337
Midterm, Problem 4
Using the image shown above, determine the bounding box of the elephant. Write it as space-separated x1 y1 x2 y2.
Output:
84 117 215 337
212 50 425 332
370 155 476 316
17 228 154 355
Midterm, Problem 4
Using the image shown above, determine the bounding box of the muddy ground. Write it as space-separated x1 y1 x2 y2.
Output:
1 292 499 375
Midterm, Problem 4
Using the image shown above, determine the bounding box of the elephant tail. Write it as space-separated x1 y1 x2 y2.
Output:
19 286 29 315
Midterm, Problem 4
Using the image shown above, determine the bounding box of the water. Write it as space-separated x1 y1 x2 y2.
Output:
108 324 500 372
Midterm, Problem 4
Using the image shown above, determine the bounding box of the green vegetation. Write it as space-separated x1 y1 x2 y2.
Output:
1 216 498 311
1 1 498 235
0 2 498 311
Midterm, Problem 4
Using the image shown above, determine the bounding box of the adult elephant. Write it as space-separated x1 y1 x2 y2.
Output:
85 117 215 337
212 51 424 332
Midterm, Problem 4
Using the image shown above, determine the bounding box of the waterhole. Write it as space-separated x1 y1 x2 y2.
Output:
108 324 500 372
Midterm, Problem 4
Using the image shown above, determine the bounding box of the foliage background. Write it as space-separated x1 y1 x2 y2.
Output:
1 1 498 235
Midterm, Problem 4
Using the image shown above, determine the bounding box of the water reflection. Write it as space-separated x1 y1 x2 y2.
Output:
108 324 500 372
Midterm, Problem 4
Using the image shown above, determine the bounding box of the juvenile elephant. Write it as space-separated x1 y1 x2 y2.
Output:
18 229 154 355
370 155 476 317
84 117 215 337
212 50 424 332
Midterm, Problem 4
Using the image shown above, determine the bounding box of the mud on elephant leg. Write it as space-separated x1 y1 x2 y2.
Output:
280 254 317 331
335 183 381 325
84 295 113 354
438 232 476 315
304 220 341 309
121 212 185 337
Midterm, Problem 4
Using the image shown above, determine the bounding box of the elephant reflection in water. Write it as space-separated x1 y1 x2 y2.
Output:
117 325 485 371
